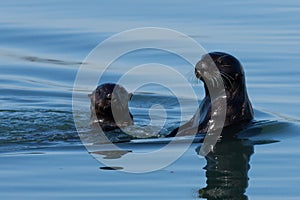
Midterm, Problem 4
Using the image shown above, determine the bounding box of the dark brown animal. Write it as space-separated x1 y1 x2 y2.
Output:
89 83 133 131
168 52 253 137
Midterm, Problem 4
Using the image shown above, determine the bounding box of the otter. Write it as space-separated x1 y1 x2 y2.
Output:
89 83 133 131
168 52 253 137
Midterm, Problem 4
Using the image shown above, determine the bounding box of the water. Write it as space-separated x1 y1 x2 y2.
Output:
1 0 300 199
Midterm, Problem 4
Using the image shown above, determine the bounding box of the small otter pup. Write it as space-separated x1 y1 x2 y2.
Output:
89 83 133 131
168 52 253 137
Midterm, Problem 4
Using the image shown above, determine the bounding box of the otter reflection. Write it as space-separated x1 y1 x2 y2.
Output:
196 139 254 200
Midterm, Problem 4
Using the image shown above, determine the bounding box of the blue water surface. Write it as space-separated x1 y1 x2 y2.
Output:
1 0 300 199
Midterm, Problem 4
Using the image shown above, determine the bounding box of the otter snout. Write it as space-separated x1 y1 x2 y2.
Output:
195 61 214 80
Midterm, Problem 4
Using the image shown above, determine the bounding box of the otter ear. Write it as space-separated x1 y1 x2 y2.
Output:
128 93 133 100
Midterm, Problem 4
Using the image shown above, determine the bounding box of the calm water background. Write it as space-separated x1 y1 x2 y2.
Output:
1 0 300 199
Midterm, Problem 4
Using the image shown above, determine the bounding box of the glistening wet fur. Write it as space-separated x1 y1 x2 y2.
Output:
168 52 253 137
89 83 133 131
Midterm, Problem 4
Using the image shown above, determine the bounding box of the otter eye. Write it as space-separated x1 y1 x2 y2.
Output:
221 63 231 67
106 93 112 99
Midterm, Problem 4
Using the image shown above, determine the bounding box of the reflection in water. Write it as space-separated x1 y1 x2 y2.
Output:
196 139 254 200
91 150 132 159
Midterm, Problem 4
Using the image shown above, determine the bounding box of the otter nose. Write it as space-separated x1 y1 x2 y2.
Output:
195 62 203 79
195 61 209 75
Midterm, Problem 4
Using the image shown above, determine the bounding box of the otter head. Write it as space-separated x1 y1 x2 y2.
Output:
195 52 246 95
89 83 133 131
195 52 253 126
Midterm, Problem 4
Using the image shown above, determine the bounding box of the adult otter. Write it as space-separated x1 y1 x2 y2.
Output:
168 52 253 137
89 83 133 131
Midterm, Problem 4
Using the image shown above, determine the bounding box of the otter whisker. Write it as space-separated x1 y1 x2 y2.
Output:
210 77 214 88
187 70 199 84
215 76 220 88
209 76 216 88
193 75 200 84
213 77 218 88
221 72 234 80
220 72 233 89
213 71 223 88
213 77 217 88
212 71 232 89
223 77 232 89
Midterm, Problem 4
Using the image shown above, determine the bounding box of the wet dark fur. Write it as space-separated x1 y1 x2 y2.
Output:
89 83 133 131
168 52 253 137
